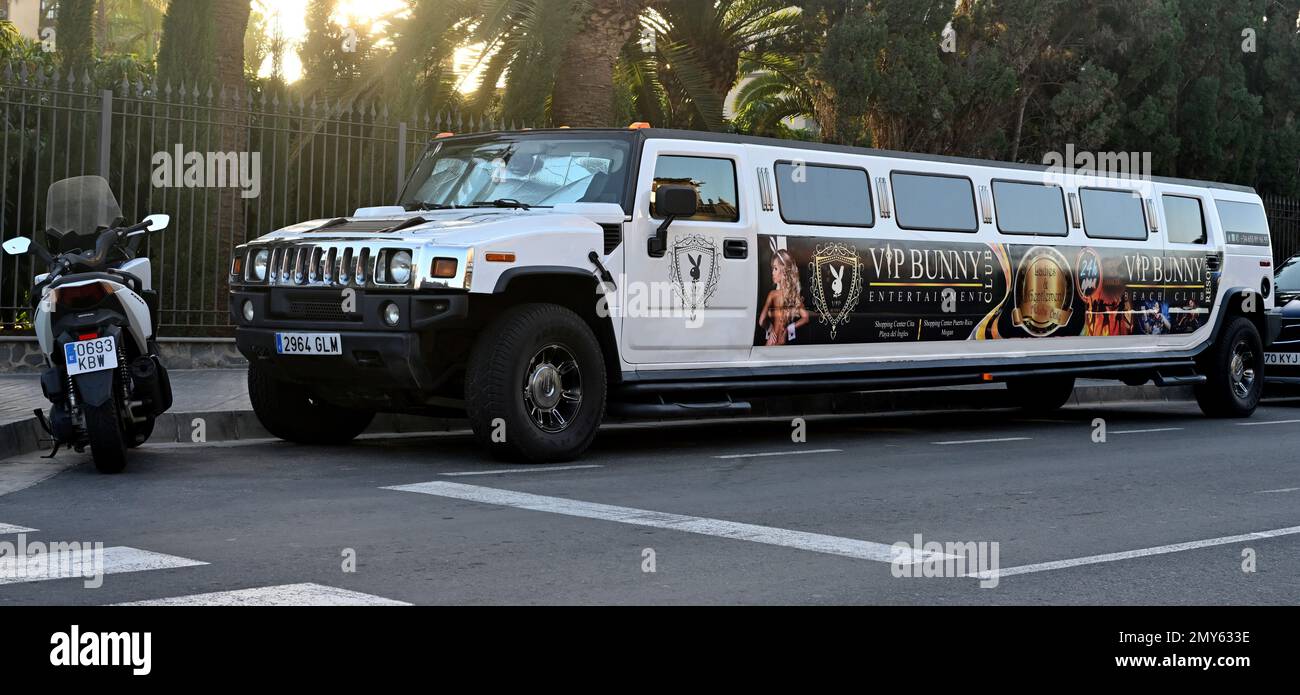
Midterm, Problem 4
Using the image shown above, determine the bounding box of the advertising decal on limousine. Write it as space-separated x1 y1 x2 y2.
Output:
228 126 1280 462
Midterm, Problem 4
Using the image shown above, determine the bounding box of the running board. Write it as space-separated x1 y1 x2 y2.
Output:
609 399 752 418
1152 373 1206 386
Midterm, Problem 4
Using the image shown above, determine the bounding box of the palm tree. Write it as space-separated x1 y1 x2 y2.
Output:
550 0 649 127
730 54 814 138
57 0 98 76
634 0 800 130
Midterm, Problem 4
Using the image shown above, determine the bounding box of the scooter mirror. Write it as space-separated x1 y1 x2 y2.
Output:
144 214 170 232
2 237 32 256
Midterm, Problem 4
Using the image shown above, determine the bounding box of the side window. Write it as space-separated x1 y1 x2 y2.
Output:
1162 195 1206 245
650 155 739 222
890 172 978 232
992 180 1068 236
1216 200 1271 247
774 162 873 227
1080 188 1147 240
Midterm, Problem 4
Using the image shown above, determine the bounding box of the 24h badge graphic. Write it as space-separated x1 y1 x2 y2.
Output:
669 235 719 322
809 242 862 339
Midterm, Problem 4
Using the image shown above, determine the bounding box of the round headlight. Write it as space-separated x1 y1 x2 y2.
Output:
388 251 412 285
251 249 270 281
242 300 255 322
382 302 401 327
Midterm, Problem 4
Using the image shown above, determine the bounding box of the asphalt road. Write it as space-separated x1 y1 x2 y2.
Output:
3 400 1300 605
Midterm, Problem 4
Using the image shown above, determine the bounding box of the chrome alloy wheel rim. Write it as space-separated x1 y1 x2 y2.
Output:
523 344 582 432
1230 339 1257 400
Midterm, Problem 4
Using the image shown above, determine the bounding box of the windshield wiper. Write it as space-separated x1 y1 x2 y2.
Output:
470 198 538 210
402 201 459 211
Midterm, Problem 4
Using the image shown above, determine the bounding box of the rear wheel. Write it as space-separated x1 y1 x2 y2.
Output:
1195 316 1263 418
84 400 127 474
248 362 375 444
1006 375 1076 412
465 303 606 463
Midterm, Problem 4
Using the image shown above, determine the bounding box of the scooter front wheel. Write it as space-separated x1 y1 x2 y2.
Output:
84 400 128 474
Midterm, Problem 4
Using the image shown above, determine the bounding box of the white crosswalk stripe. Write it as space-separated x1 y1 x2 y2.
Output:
0 546 207 586
115 583 410 606
384 480 958 564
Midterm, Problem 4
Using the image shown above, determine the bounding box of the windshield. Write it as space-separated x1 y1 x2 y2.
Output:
1277 257 1300 292
45 176 123 246
399 135 632 210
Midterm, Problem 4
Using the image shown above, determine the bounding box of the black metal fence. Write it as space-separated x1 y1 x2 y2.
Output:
0 63 523 334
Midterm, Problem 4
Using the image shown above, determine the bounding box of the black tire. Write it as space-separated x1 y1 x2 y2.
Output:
465 303 606 463
248 362 376 444
1006 375 1076 412
126 416 155 448
84 400 127 474
1195 316 1263 418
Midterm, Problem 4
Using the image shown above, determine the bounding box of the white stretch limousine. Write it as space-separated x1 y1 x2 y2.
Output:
229 127 1280 461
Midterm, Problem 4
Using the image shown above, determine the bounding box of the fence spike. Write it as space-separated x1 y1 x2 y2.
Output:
119 75 129 96
2 62 12 83
81 69 92 91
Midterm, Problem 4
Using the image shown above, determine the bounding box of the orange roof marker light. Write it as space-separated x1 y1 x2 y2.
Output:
628 122 652 129
435 132 455 139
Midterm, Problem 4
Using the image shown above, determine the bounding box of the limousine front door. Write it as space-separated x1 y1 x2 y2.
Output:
619 143 758 365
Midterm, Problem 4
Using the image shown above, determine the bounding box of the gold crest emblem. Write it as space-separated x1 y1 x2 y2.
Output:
1011 246 1074 337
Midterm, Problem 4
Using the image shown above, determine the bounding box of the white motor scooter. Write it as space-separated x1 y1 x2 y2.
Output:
2 176 174 473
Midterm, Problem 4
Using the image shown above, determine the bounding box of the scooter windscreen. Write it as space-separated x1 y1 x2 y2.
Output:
45 176 124 253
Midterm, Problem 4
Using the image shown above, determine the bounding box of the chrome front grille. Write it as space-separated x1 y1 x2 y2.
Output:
260 242 402 288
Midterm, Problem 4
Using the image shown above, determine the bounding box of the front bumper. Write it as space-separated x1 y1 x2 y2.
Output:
230 288 468 396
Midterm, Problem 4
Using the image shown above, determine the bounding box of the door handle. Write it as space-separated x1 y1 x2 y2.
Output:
724 239 748 259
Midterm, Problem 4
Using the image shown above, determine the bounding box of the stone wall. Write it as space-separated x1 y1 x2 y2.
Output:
0 337 246 373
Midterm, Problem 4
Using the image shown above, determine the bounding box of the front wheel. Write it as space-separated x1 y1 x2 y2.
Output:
1195 316 1264 418
465 303 606 463
248 362 376 444
84 400 127 474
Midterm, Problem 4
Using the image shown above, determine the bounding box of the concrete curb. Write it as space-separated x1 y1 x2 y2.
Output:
0 384 1196 461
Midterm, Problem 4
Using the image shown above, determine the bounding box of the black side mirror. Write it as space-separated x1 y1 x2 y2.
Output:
648 184 698 257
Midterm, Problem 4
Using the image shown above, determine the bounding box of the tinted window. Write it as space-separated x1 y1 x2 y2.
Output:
651 155 739 222
1081 188 1146 240
1216 200 1270 247
1162 195 1206 244
1276 257 1300 291
774 162 873 227
992 181 1067 236
891 172 978 232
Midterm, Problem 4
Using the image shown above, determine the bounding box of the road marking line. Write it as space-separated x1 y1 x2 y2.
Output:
383 481 956 564
0 523 37 535
115 583 410 606
970 525 1300 581
712 448 842 459
932 437 1031 446
0 546 207 586
1110 427 1184 435
441 464 603 476
1255 487 1300 494
1236 419 1300 426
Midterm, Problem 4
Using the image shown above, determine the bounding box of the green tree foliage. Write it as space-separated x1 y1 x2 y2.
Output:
58 0 98 77
156 0 216 87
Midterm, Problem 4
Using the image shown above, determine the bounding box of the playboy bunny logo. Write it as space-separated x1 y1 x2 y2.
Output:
830 264 844 298
689 254 701 281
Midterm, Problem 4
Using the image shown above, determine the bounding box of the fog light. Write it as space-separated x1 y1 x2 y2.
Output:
242 300 254 322
382 302 400 327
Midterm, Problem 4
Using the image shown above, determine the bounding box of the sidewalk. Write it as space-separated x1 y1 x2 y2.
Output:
0 368 1194 460
0 369 250 426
